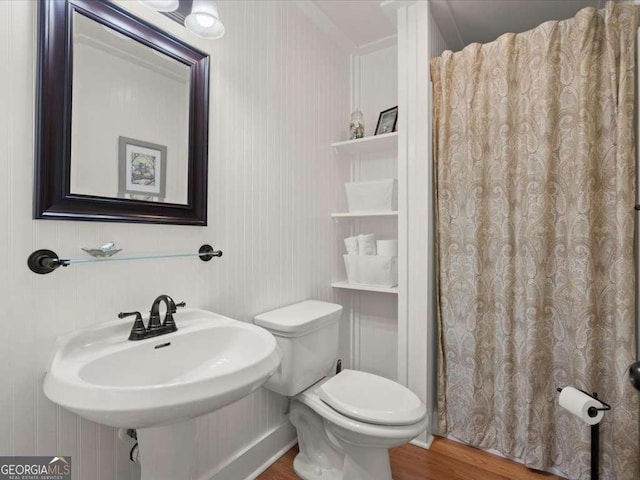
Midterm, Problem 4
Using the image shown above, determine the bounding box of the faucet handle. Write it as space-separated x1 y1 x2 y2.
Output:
119 311 146 341
176 301 186 309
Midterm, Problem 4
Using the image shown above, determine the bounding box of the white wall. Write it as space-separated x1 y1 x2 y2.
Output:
0 1 349 479
358 46 398 138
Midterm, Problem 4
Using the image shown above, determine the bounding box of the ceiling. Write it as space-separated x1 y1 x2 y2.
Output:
310 0 606 53
430 0 603 51
313 0 396 48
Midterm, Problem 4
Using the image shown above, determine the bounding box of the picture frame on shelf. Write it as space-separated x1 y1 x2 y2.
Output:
374 106 398 135
118 136 167 202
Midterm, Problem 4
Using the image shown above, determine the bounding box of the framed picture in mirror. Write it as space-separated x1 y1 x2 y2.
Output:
118 137 167 202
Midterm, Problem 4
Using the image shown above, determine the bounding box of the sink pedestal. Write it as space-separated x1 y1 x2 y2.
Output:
137 419 198 480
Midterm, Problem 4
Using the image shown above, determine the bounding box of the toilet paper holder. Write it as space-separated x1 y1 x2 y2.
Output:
556 387 610 480
556 387 611 418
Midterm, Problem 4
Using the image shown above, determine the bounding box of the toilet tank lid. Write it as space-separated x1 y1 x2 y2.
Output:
254 300 342 334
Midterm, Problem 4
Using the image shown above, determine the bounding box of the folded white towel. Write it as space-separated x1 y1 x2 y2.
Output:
358 233 377 255
344 236 358 255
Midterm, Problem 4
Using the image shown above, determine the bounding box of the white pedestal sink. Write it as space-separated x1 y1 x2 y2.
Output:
43 309 282 479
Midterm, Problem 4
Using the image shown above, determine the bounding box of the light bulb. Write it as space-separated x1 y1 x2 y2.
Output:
185 0 225 39
196 14 216 28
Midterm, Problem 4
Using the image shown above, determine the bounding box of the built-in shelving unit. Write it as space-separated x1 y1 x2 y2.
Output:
332 281 398 294
330 127 399 296
331 211 398 218
331 131 398 155
326 33 401 381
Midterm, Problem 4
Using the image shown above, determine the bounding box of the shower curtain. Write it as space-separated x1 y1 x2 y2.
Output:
431 2 637 479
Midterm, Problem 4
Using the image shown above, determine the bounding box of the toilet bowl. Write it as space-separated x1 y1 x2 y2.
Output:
292 372 428 480
254 300 428 480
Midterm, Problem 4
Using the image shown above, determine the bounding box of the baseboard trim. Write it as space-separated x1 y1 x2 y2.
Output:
245 434 298 480
410 434 433 450
196 421 297 480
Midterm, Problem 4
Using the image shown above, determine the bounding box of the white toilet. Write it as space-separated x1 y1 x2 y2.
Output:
255 300 428 480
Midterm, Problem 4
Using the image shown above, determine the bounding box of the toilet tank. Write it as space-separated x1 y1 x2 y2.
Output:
254 300 342 397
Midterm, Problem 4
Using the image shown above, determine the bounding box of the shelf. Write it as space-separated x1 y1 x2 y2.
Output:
332 281 398 294
27 244 222 275
331 211 398 218
331 132 398 156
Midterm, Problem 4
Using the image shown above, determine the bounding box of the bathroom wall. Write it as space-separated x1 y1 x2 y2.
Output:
0 1 349 479
359 46 398 139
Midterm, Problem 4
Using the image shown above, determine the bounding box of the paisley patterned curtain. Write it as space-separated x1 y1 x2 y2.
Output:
430 3 637 478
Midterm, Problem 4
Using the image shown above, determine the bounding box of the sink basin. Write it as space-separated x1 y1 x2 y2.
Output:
44 308 282 429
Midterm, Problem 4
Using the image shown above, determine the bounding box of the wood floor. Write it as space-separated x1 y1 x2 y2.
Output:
257 436 565 480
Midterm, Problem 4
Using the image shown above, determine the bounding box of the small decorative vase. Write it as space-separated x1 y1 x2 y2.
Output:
349 109 364 140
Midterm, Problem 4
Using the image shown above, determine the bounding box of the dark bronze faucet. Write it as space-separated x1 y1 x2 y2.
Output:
119 295 186 341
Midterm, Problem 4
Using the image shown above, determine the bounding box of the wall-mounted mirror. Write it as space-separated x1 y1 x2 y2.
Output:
35 0 210 225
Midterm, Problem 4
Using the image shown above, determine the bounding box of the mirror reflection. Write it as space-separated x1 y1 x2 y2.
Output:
70 12 190 205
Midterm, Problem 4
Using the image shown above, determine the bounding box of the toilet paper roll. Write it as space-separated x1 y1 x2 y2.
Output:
344 236 358 255
358 234 377 255
376 239 398 257
558 386 604 425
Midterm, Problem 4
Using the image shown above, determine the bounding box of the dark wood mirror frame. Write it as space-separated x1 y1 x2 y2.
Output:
35 0 209 225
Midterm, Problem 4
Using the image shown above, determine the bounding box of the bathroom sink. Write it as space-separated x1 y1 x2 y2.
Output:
43 309 281 428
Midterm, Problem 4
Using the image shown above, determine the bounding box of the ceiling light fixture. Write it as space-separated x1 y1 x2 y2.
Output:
138 0 180 12
185 0 225 39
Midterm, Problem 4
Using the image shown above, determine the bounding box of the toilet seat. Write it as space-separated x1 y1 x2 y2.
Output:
318 370 426 426
297 382 428 444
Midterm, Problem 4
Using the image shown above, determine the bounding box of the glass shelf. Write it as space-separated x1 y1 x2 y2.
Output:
27 244 222 274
